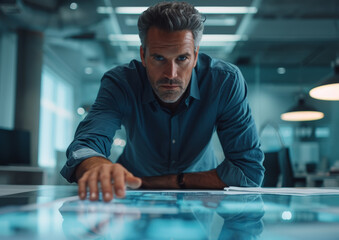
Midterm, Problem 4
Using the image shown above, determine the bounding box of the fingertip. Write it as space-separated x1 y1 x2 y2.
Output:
79 192 86 200
125 176 142 189
104 192 112 202
131 178 142 189
116 188 125 198
90 192 98 201
136 178 142 187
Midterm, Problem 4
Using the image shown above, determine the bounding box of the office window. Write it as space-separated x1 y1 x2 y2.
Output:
38 67 74 167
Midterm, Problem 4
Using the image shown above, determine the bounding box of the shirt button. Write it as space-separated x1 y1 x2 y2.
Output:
172 139 176 144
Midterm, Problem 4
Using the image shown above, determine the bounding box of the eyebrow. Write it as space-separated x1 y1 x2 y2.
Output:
150 53 162 57
178 52 191 57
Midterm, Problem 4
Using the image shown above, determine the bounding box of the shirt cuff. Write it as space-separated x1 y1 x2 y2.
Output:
60 148 106 183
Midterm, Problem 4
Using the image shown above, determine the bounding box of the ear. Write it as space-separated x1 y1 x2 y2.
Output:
140 46 146 67
193 46 200 67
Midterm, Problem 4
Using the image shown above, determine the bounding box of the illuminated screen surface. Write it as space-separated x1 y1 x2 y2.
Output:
0 188 339 239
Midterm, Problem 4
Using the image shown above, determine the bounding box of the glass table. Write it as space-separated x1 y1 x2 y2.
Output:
0 185 339 239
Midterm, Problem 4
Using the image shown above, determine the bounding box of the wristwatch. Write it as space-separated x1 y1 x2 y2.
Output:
177 173 185 189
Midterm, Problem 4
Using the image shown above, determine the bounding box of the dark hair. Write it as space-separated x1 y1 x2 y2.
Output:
137 1 204 51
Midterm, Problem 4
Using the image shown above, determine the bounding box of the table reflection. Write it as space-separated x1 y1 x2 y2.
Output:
59 191 264 240
2 188 339 239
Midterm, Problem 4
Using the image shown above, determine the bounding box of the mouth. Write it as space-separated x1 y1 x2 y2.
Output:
159 85 180 90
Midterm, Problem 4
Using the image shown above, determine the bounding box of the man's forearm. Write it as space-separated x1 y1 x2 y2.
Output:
141 169 227 189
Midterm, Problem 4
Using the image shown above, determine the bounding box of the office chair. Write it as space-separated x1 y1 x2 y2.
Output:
262 147 295 187
278 147 295 187
259 121 295 187
262 151 281 187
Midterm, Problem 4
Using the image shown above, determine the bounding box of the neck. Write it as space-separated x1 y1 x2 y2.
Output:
159 100 181 112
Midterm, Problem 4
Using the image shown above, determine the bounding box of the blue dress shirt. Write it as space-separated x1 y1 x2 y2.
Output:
61 53 264 186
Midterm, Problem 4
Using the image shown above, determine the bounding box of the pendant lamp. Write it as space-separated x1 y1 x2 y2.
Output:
280 97 324 122
309 59 339 101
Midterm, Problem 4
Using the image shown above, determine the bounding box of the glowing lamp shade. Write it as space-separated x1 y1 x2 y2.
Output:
281 98 324 122
281 111 324 121
309 61 339 101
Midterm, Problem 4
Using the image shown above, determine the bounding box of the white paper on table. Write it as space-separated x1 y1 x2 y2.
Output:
224 187 339 196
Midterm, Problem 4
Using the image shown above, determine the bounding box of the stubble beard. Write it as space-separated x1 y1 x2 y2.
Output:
154 78 185 103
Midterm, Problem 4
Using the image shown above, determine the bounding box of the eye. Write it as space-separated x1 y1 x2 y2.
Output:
177 55 188 61
153 55 164 61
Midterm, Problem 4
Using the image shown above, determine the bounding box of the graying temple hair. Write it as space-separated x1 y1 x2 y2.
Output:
137 1 205 51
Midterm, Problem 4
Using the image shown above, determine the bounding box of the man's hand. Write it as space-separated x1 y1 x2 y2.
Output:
75 156 142 202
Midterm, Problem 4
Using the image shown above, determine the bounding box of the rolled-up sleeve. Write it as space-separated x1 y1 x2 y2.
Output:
60 74 127 183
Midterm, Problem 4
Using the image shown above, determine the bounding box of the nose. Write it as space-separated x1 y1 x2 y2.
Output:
163 61 178 79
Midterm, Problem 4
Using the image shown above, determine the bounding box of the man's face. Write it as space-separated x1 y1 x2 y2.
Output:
140 27 199 104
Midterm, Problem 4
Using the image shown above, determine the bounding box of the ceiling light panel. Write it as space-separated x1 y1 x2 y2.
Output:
98 6 257 15
107 34 246 42
196 6 257 14
123 16 237 27
204 17 237 26
108 34 246 45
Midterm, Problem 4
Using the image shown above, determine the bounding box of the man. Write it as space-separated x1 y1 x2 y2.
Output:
61 2 264 202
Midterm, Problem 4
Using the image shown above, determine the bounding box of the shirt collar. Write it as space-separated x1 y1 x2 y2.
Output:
189 67 200 101
142 77 156 104
142 66 201 104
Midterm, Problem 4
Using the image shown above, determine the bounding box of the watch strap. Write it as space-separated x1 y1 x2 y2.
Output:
177 173 185 189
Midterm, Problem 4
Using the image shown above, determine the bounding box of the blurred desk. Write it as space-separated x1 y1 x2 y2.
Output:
295 172 339 187
0 166 46 185
1 185 339 239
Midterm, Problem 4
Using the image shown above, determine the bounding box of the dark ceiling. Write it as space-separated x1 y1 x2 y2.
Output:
1 0 339 85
